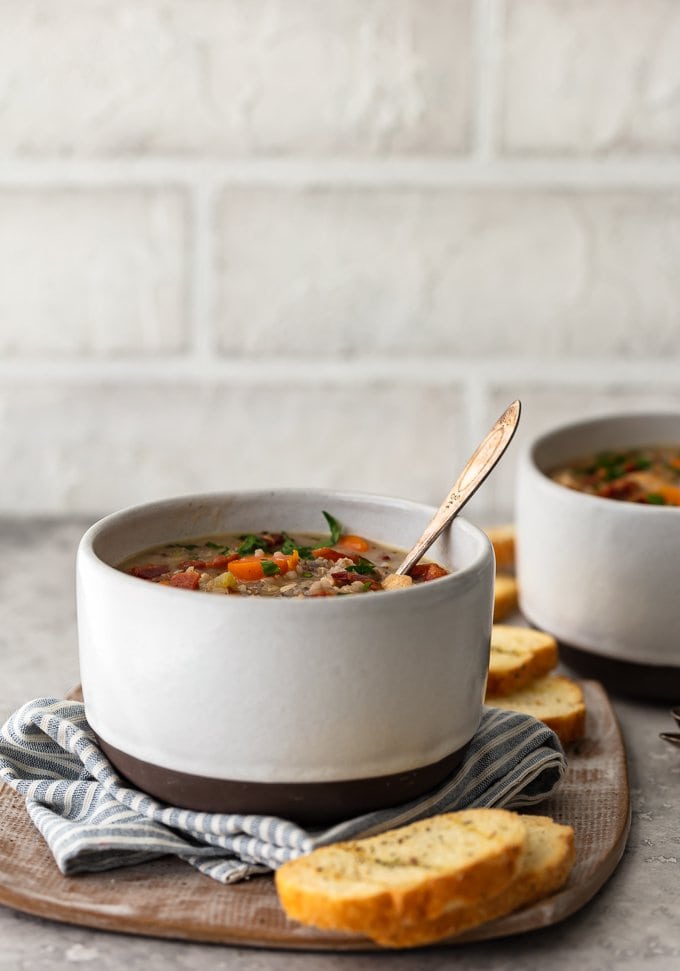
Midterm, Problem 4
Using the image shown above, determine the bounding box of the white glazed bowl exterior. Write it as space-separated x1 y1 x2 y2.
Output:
516 414 680 667
77 490 494 784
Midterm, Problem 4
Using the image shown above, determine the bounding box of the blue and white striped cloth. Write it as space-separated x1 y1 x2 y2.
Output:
0 698 566 885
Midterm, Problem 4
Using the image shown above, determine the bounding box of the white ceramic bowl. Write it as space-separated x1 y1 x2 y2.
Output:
516 413 680 672
77 489 494 822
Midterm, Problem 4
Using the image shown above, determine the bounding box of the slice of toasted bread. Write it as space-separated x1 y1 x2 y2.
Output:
485 524 516 572
372 815 575 948
487 625 558 696
493 575 519 621
486 675 586 745
275 809 527 937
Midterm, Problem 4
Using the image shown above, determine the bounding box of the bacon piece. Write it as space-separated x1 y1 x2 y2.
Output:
597 480 640 501
169 571 201 590
312 547 360 563
409 563 449 582
331 571 381 591
130 563 170 580
205 554 239 569
176 559 207 570
260 532 285 549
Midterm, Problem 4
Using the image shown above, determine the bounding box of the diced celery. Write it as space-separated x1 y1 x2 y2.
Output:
213 570 237 590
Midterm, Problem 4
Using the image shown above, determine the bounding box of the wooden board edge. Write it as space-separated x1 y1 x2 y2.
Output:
0 679 630 952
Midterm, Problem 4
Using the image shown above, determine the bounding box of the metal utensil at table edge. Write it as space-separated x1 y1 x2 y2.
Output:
659 707 680 746
395 399 522 577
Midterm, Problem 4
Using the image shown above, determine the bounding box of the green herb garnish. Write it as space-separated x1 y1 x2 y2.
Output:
238 534 266 555
280 534 314 558
205 541 231 554
322 510 343 546
347 562 377 575
261 560 281 576
595 451 626 468
646 493 667 505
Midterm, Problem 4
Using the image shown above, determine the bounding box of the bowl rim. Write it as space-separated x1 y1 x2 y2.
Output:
78 487 494 608
522 410 680 515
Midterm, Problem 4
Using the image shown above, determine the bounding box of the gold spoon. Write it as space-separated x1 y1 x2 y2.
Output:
389 400 521 583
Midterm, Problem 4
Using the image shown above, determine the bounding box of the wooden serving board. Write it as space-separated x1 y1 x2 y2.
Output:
0 680 629 950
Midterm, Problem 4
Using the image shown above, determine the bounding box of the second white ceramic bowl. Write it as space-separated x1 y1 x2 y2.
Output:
516 413 680 669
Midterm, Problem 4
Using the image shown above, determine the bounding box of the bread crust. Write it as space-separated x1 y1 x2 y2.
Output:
372 816 575 947
493 575 519 621
486 674 586 745
484 525 516 572
487 625 558 696
275 809 527 937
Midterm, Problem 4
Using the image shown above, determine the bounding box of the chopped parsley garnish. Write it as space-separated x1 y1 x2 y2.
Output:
595 451 627 469
237 534 266 556
646 493 667 505
280 534 314 558
347 562 377 575
603 464 625 482
261 560 281 576
322 510 343 546
205 541 231 555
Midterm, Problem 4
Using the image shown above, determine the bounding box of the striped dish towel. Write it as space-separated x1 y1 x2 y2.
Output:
0 698 566 885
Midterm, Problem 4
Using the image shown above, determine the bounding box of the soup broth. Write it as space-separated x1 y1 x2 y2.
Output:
550 445 680 506
119 511 449 597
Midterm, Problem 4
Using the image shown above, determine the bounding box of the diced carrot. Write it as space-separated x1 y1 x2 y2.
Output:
657 484 680 506
228 557 265 581
338 534 370 553
669 457 680 471
130 564 169 580
170 571 201 590
273 549 300 573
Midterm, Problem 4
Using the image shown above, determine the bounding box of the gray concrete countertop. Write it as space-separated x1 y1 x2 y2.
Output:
0 518 678 971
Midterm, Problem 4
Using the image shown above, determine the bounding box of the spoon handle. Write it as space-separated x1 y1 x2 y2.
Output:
395 400 522 576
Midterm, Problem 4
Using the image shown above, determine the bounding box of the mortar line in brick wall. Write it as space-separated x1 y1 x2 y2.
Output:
1 158 680 187
0 358 679 387
472 0 502 162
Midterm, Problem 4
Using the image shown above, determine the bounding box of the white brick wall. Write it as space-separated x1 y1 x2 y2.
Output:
1 0 679 519
501 0 680 154
0 188 188 355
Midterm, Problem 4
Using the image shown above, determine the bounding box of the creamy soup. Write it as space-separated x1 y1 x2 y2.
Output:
119 511 449 597
550 445 680 506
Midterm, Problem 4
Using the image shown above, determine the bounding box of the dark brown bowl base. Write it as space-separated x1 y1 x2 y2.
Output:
556 642 680 703
98 737 469 826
